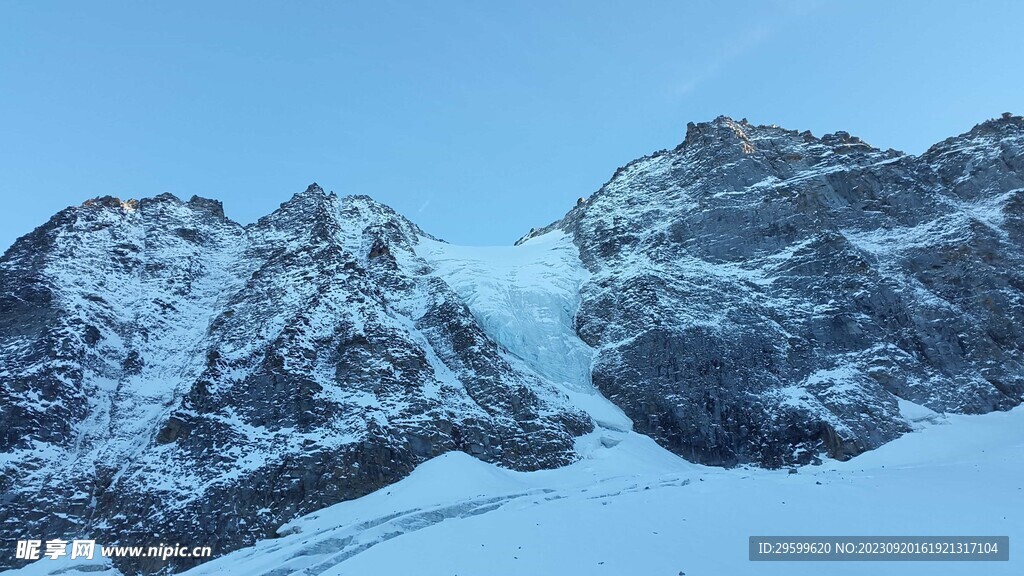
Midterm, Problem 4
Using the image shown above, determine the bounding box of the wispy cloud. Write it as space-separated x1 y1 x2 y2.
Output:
675 25 774 96
675 0 827 96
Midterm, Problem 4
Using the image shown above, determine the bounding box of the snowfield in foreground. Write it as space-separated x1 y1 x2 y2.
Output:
10 404 1023 576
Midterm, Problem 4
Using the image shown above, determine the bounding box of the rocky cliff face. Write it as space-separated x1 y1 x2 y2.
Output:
524 113 1024 467
2 115 1023 574
0 188 590 574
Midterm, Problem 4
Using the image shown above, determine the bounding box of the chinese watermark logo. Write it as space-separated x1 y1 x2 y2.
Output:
16 539 95 560
15 539 210 561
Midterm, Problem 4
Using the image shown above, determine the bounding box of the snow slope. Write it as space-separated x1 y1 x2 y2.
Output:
11 406 1022 576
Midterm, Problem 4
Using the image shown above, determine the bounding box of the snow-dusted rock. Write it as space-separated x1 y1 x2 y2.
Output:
524 114 1024 467
0 186 590 573
3 114 1024 574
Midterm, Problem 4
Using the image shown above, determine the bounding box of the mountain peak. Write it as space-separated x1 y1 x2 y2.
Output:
303 182 326 195
968 111 1024 136
683 115 751 148
923 112 1024 158
679 116 885 157
81 195 128 209
284 182 330 203
187 195 226 219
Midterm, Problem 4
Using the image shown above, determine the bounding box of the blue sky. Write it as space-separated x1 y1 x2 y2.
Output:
1 1 1022 249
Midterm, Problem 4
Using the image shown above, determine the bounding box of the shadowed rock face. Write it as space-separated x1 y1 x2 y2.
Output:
2 115 1024 574
522 114 1024 467
0 186 590 574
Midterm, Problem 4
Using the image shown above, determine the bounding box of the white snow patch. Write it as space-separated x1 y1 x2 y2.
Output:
103 406 1024 576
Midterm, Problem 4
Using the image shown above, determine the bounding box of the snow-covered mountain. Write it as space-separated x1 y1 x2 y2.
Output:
0 190 591 574
2 114 1023 574
524 113 1024 466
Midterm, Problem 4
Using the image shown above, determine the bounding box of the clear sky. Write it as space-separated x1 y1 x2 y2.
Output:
1 1 1022 249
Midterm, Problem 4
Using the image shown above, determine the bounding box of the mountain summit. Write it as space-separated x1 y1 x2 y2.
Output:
521 114 1024 466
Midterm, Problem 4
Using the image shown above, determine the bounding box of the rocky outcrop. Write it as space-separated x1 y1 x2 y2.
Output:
0 185 589 574
524 114 1024 467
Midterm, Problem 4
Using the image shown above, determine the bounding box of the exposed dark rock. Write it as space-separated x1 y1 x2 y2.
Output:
541 115 1024 466
0 186 589 574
